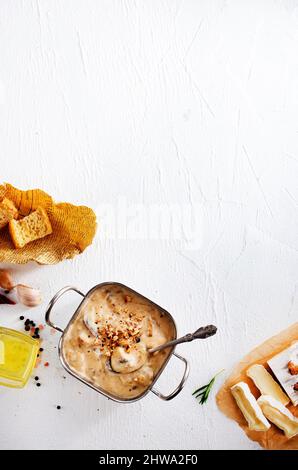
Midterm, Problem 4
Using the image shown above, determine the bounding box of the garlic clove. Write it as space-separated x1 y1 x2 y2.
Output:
0 269 15 291
17 284 42 307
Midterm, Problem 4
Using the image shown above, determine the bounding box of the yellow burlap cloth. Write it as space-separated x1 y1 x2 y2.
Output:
0 183 97 264
216 322 298 449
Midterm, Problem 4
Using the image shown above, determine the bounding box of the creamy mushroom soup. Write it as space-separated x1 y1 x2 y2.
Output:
61 284 176 399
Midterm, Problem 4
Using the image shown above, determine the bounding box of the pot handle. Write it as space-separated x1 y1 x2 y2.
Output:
150 352 190 401
45 286 85 333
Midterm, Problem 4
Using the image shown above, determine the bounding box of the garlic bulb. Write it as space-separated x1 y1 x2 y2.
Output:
17 284 42 307
0 270 15 291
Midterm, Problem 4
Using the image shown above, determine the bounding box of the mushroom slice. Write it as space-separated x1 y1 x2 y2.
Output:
77 330 94 346
110 343 147 373
83 307 99 337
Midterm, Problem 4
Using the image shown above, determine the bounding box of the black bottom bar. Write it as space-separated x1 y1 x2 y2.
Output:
0 449 296 464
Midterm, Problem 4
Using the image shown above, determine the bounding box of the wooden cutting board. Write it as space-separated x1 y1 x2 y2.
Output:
216 322 298 450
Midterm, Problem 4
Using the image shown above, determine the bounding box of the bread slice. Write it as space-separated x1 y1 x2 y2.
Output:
0 198 18 229
9 207 52 248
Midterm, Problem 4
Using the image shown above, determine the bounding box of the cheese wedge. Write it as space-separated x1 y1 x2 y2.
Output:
268 342 298 406
247 364 289 406
258 395 298 439
231 382 270 431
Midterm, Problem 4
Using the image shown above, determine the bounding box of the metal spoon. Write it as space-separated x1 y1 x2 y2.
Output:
149 324 217 354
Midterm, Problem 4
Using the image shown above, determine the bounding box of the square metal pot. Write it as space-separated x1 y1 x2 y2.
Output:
45 282 189 403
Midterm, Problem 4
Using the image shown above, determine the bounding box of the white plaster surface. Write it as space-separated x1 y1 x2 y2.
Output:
0 0 298 450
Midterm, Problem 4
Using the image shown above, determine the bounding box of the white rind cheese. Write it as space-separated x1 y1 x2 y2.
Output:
231 382 271 431
268 342 298 406
247 364 289 406
257 395 298 439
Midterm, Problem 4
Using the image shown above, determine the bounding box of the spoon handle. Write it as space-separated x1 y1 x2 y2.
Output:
149 324 217 354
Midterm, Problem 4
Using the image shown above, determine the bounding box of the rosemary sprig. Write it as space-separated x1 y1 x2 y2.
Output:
193 369 224 405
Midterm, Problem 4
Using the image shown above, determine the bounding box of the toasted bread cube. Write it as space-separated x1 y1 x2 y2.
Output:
9 207 52 248
0 198 18 229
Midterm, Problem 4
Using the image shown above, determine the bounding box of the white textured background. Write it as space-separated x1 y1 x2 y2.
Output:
0 0 298 450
